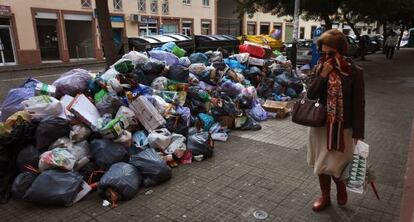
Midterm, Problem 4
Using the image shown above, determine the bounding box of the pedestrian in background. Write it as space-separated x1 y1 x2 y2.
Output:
306 29 365 211
385 32 398 59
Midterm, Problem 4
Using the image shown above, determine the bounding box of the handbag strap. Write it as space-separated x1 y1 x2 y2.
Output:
301 92 321 107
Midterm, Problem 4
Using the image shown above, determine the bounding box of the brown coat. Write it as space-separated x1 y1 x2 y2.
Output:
307 60 365 139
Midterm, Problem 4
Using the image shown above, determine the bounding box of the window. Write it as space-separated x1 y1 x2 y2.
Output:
260 23 270 34
182 20 192 36
114 0 123 10
299 27 305 39
201 20 211 35
138 0 146 12
183 0 191 5
247 22 256 35
81 0 91 8
202 0 209 6
140 17 158 36
162 0 169 15
150 0 158 14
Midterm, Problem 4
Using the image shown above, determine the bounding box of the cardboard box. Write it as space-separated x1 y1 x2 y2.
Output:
217 116 235 129
68 94 101 126
262 100 291 119
100 117 124 139
129 96 166 132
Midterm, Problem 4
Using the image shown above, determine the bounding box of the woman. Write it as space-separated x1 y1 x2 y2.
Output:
306 29 365 211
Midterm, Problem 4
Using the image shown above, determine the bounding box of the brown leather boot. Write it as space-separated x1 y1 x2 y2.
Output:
312 174 331 211
332 176 347 206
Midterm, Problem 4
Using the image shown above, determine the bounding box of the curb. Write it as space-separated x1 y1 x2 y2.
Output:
400 118 414 222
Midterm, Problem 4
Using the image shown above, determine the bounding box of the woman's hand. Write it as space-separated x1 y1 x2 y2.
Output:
320 59 334 78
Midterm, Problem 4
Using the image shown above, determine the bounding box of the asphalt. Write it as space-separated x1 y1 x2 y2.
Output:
0 49 413 222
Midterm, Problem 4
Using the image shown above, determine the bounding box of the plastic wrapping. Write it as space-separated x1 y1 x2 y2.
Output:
148 50 179 66
186 129 214 159
189 63 207 75
70 124 92 143
16 145 41 172
189 53 209 65
167 65 189 83
38 148 77 171
147 128 172 151
96 95 124 117
22 96 63 120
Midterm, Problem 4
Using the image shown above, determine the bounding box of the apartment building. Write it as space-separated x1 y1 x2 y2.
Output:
217 0 321 42
0 0 216 65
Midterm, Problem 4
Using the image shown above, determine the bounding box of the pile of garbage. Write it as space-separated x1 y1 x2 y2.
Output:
0 41 307 207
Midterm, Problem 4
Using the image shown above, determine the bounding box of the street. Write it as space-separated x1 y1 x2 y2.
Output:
0 49 413 222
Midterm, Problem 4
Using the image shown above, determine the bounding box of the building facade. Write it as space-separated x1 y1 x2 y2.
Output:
0 0 216 65
216 0 321 42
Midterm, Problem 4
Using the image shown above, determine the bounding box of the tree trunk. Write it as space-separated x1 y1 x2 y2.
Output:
382 21 387 54
344 14 365 60
96 0 117 68
397 25 405 50
323 15 332 30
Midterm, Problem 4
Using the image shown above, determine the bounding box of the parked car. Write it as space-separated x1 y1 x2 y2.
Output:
283 40 313 65
361 35 379 53
369 34 384 50
346 36 360 58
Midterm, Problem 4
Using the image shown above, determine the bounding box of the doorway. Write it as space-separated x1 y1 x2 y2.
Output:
36 18 60 61
0 26 16 65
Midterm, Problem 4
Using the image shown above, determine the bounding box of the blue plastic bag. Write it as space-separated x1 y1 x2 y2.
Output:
249 101 268 121
198 113 215 131
1 78 39 121
189 53 209 65
223 58 246 73
160 42 177 52
149 50 179 66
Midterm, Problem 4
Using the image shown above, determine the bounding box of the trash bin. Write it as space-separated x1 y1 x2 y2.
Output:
128 34 194 52
194 35 240 53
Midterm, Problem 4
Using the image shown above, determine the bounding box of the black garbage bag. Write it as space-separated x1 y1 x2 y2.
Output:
186 128 214 159
95 95 124 117
11 172 37 199
239 115 262 131
24 170 83 206
129 148 172 187
0 121 38 203
272 82 284 95
211 62 226 71
90 139 129 170
98 162 141 202
211 96 240 116
131 67 162 86
137 60 165 76
257 78 275 99
244 66 262 87
16 145 44 172
166 115 189 137
36 117 70 149
167 65 189 83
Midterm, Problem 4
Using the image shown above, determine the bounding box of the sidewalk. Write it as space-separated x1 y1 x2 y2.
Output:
0 49 413 222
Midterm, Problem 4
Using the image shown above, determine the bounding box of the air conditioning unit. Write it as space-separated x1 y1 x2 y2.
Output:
130 14 141 23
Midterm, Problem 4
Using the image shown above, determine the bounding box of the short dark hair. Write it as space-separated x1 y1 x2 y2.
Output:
317 29 349 55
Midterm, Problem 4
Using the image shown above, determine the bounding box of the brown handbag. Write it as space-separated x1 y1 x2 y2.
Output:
291 96 326 127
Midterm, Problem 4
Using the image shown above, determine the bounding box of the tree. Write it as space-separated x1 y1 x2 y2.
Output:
95 0 117 68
